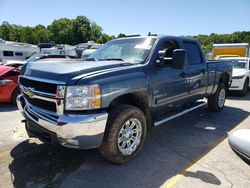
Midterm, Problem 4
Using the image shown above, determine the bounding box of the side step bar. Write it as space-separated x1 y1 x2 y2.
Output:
154 101 206 126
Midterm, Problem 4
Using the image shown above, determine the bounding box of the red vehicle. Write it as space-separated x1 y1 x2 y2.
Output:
0 65 20 104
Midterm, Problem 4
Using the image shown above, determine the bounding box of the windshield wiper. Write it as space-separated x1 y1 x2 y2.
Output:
99 58 124 61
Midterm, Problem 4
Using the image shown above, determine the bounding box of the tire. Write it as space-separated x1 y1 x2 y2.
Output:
239 79 249 97
11 87 20 104
100 105 147 164
208 83 226 112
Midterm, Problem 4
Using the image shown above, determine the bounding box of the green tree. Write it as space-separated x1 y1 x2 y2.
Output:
33 25 52 43
90 21 103 42
12 25 24 42
117 33 126 38
20 26 34 44
72 16 91 44
48 18 74 44
97 33 115 44
0 21 14 41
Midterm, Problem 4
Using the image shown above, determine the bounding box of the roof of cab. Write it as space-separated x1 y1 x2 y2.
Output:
113 35 198 43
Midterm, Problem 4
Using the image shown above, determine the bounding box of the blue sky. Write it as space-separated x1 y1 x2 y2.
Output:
0 0 249 36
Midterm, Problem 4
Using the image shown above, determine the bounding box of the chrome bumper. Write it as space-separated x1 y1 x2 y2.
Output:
17 95 108 149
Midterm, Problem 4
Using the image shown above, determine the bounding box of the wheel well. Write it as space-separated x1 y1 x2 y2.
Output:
109 92 152 128
11 86 20 103
219 73 230 88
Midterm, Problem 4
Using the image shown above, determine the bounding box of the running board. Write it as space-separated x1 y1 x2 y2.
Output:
153 101 206 126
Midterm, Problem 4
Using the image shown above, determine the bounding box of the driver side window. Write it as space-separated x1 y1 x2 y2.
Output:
159 40 179 65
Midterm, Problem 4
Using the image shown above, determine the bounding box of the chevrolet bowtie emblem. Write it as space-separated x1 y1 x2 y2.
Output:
26 88 34 98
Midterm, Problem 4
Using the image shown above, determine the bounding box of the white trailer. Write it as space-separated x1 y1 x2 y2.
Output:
0 38 39 64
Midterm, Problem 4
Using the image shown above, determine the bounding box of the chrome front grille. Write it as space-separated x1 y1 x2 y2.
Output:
19 76 65 115
20 77 58 94
23 92 57 112
25 103 58 125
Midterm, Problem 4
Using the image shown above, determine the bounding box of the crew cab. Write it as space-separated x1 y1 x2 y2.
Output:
219 57 250 96
17 35 232 164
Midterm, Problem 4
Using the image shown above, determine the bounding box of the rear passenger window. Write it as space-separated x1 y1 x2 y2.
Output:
3 51 14 56
15 52 23 56
183 42 202 65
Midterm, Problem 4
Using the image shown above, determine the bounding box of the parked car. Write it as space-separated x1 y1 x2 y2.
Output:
228 129 250 165
17 35 232 164
5 54 76 68
219 57 250 96
25 53 76 62
76 42 101 58
0 65 20 104
80 45 100 60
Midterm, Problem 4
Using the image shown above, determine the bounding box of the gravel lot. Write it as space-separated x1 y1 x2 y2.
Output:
0 93 250 188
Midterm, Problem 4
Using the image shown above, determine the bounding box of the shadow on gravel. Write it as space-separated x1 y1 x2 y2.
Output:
0 103 17 112
8 140 90 187
8 104 250 188
183 170 221 185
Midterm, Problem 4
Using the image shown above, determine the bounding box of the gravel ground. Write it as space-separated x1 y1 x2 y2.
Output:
0 93 249 188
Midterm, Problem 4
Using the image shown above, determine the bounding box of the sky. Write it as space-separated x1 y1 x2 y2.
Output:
0 0 249 36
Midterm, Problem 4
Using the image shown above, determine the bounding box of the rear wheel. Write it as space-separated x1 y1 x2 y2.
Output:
208 83 226 112
100 105 147 164
239 79 249 97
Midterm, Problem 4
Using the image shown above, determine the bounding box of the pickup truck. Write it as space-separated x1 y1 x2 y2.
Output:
17 35 232 164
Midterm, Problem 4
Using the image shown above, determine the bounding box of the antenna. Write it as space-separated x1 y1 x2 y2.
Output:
148 32 157 36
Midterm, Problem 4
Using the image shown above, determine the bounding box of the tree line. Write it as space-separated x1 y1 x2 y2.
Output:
0 16 116 45
192 31 250 52
0 15 249 52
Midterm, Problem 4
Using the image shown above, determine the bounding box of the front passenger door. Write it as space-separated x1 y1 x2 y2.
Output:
151 40 190 118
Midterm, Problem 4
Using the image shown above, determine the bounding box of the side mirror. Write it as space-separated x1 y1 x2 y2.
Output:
156 50 166 66
172 49 187 69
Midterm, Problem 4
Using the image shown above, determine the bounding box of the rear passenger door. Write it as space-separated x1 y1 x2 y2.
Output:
183 42 207 100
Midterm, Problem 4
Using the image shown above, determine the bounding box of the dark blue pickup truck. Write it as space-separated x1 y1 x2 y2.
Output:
17 35 232 164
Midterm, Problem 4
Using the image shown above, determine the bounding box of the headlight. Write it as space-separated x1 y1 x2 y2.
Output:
232 75 245 79
0 79 13 86
65 84 101 110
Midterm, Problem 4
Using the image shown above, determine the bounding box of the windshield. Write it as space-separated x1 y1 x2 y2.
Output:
88 38 156 64
26 54 44 63
232 60 247 69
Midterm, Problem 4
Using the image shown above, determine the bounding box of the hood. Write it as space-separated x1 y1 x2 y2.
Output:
0 65 15 77
22 60 133 84
232 68 249 77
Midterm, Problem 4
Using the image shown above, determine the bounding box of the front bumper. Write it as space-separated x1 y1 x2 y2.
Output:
229 78 245 91
17 95 108 149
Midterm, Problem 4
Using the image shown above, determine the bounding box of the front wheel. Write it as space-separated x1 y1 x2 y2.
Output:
239 79 249 97
11 87 20 104
100 105 147 164
208 83 226 112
